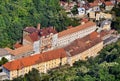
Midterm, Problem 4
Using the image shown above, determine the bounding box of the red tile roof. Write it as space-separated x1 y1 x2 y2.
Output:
3 48 67 71
28 32 39 42
14 43 22 49
81 18 89 23
64 31 102 56
24 27 57 42
58 21 96 38
38 27 57 37
89 3 98 7
105 1 113 6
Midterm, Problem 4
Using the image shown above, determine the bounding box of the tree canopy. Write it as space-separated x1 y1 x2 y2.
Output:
0 0 79 48
111 3 120 33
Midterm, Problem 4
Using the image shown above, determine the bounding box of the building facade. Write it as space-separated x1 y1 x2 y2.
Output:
2 31 104 80
3 48 67 80
57 21 97 47
23 24 57 54
64 32 103 66
2 21 97 61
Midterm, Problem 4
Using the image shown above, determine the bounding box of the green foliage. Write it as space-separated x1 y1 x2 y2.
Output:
87 0 94 3
0 0 79 48
0 57 8 66
111 5 120 33
71 5 78 15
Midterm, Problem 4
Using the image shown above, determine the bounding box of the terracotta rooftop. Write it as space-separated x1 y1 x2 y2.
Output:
89 3 98 7
28 32 39 42
5 45 33 56
58 21 96 38
23 27 57 43
105 1 113 6
24 27 37 34
38 27 57 37
99 30 110 38
24 35 33 43
64 31 102 56
81 18 89 23
3 48 67 71
14 43 22 49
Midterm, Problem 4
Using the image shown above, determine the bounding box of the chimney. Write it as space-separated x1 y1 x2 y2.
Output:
37 23 41 30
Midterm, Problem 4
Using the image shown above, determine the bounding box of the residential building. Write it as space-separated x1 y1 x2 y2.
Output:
89 11 96 19
57 21 97 47
105 1 114 11
77 7 86 16
23 21 97 53
89 3 100 12
99 30 119 46
1 21 97 61
64 32 103 66
100 19 111 31
2 48 67 80
2 31 105 80
23 24 57 53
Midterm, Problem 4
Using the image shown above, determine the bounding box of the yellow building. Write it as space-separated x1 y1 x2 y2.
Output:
2 31 104 80
64 32 103 66
3 48 67 80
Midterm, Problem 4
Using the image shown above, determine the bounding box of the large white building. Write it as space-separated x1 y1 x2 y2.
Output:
57 21 97 47
23 21 97 53
5 21 97 60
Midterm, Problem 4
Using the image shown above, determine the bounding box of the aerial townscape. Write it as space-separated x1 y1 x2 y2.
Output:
0 0 120 81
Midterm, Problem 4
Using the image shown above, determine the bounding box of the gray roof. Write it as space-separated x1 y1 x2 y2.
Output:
100 19 111 28
0 48 9 57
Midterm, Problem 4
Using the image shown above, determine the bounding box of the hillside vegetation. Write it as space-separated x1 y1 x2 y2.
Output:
0 0 79 48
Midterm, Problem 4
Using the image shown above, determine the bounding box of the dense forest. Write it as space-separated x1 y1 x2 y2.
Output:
0 0 79 48
5 40 120 81
111 3 120 33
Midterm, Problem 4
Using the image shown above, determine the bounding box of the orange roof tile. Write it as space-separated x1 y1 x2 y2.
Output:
81 18 89 23
14 43 22 49
24 27 57 43
64 31 102 56
89 3 98 7
105 1 113 6
3 48 67 71
28 32 39 42
58 21 96 38
24 35 33 43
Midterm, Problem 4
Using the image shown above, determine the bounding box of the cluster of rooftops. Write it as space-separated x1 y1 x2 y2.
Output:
60 0 117 11
3 31 105 71
0 21 110 57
